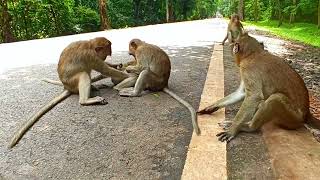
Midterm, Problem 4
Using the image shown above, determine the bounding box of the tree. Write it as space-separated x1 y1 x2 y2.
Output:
133 0 141 25
98 0 111 30
276 0 283 27
318 0 320 28
289 0 297 24
238 0 244 20
166 0 174 22
0 0 15 42
253 0 259 22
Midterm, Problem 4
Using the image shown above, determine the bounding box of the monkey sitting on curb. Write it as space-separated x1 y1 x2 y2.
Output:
9 37 130 148
199 33 320 143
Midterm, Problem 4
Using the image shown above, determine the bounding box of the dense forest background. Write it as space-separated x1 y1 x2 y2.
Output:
0 0 319 43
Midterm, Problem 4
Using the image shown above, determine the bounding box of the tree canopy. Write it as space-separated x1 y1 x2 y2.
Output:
0 0 319 43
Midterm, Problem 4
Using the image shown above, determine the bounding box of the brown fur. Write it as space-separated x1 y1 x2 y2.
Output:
222 14 244 45
9 37 129 148
213 33 319 142
114 39 200 135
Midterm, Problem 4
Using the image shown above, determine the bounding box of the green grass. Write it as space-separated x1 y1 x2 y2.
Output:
243 20 320 47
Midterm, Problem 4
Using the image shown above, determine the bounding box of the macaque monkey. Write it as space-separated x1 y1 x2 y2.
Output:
222 14 244 45
199 33 320 142
113 39 200 135
9 37 129 148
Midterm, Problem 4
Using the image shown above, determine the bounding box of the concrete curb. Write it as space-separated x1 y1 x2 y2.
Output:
181 44 227 180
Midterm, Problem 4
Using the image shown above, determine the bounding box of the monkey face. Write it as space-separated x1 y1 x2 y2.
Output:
96 45 111 60
128 42 137 56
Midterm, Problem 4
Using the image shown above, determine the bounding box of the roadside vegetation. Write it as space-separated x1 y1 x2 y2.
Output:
0 0 319 45
243 21 320 47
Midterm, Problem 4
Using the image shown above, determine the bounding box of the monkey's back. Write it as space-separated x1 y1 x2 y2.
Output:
58 40 93 91
241 51 309 116
137 44 171 81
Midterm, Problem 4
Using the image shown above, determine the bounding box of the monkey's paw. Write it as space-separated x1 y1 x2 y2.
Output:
218 121 232 130
216 131 234 143
95 96 108 105
119 88 139 97
197 106 219 115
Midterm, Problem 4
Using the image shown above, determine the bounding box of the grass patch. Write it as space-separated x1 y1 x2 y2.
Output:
243 20 320 47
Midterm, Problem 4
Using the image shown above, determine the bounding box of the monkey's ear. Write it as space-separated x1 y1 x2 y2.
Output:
233 43 240 54
95 46 104 52
130 41 137 49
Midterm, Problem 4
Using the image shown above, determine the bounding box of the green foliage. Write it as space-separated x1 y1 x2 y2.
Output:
190 0 217 20
1 0 319 42
1 0 216 41
244 20 320 47
74 6 99 33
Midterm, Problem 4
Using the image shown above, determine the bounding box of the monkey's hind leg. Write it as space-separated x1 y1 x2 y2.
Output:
77 72 108 105
119 70 161 97
42 78 63 86
113 76 138 91
247 93 303 132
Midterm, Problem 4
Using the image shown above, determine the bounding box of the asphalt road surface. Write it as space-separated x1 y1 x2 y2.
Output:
0 19 226 179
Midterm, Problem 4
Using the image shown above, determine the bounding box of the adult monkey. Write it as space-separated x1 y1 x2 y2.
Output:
199 33 320 143
9 37 129 148
113 39 200 135
222 14 244 46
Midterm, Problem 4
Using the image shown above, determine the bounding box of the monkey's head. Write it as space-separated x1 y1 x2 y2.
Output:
129 39 143 57
232 33 264 65
92 37 112 61
231 14 240 24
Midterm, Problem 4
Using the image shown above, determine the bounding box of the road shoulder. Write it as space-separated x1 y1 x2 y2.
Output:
181 44 227 180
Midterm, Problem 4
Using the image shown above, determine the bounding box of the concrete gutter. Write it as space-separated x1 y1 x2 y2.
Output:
181 44 227 180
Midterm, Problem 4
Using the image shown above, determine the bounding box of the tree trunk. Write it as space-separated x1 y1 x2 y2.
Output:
0 0 15 43
166 0 173 23
133 0 140 25
318 0 320 28
276 0 282 27
98 0 111 30
254 0 258 22
238 0 244 21
289 0 296 24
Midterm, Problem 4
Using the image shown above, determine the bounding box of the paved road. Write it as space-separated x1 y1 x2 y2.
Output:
0 19 226 179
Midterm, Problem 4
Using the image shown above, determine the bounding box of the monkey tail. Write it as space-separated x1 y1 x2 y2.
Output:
163 87 200 135
42 78 63 86
8 90 71 148
304 112 320 143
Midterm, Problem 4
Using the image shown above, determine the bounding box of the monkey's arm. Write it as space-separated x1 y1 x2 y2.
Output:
222 35 228 45
198 80 245 114
126 65 143 74
105 62 122 69
123 59 137 67
93 60 129 81
217 94 262 142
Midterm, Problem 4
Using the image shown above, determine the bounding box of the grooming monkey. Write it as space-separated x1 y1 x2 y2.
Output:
9 37 129 148
113 39 200 135
199 33 320 142
222 14 244 45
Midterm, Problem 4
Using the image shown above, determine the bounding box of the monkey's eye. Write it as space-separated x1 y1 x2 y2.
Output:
233 43 240 54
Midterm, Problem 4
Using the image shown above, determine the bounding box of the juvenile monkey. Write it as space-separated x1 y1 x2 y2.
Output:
222 14 244 45
200 33 320 142
9 37 129 148
114 39 200 135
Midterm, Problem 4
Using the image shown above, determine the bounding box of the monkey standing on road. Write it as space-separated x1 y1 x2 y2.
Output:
9 37 129 148
199 33 320 142
113 39 200 135
222 14 244 46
